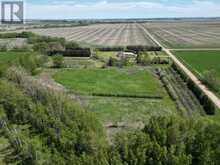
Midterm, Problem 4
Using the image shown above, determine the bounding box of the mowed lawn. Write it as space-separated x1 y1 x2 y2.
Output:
53 68 163 96
174 50 220 94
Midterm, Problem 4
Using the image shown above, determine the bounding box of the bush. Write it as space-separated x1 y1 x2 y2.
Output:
47 48 91 57
33 42 48 53
126 45 162 53
52 54 64 68
151 56 170 64
18 54 41 75
0 45 8 51
136 52 152 65
201 70 219 92
0 64 8 77
17 54 47 75
28 35 66 46
112 116 220 165
95 46 125 52
0 32 36 39
107 57 127 67
65 42 80 50
3 68 107 164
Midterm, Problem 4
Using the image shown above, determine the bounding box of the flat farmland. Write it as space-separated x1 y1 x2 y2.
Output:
174 50 220 96
25 23 157 46
144 21 220 48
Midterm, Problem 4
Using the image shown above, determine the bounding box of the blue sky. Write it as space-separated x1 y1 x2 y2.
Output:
19 0 220 19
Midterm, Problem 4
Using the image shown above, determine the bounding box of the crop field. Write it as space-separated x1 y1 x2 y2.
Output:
144 21 220 48
24 23 157 46
174 50 220 95
53 67 163 97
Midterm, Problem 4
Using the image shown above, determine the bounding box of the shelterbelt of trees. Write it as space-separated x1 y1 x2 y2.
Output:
0 32 220 164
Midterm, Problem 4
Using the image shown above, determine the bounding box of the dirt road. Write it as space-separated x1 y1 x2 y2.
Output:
139 24 220 109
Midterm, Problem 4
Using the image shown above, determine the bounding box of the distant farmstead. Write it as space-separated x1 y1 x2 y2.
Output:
117 52 137 59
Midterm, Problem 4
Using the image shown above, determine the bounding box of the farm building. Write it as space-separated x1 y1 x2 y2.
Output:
117 51 137 59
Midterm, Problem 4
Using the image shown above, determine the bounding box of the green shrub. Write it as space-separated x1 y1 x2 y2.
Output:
137 52 151 65
52 54 64 68
112 116 220 165
3 69 107 164
65 41 80 49
17 54 46 75
126 45 162 53
33 42 48 53
95 46 125 52
201 70 219 93
0 31 36 39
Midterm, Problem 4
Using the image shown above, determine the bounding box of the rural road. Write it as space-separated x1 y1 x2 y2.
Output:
139 24 220 109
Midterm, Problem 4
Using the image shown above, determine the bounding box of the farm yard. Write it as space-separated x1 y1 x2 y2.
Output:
144 21 220 48
1 20 220 164
174 50 220 96
51 53 211 131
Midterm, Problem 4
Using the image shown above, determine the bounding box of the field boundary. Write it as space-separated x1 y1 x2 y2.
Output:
90 93 163 99
139 24 220 109
68 91 163 99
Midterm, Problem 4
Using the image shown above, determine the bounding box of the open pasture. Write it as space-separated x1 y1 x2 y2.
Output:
25 23 157 47
144 21 220 48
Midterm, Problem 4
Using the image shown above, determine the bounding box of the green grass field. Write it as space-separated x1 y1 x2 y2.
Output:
174 50 220 95
53 67 163 97
0 51 23 64
82 96 177 125
53 67 177 133
0 51 37 64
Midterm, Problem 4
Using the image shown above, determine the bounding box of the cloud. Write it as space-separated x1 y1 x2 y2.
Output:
25 0 220 19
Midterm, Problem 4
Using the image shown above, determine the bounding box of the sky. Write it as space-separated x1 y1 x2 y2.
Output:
4 0 220 19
